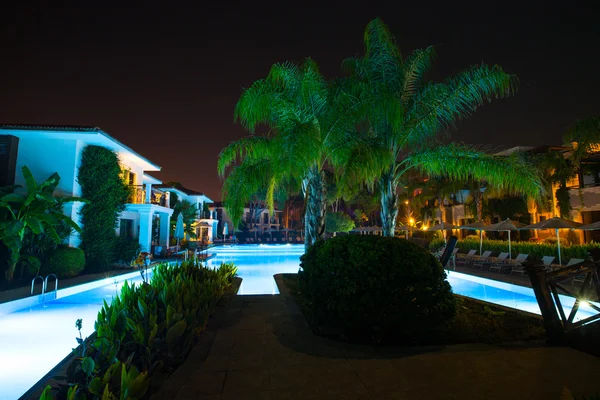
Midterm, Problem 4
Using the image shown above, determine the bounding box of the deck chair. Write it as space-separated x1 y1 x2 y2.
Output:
508 254 529 275
541 256 556 271
564 258 585 268
472 251 493 269
456 249 477 267
273 237 278 243
266 237 271 243
488 252 510 272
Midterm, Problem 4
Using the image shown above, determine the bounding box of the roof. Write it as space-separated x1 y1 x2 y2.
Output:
0 123 161 170
156 184 213 202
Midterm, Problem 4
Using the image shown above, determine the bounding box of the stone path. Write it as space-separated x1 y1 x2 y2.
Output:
152 278 600 400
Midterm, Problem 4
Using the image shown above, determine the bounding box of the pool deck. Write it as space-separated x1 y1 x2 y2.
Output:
151 277 600 400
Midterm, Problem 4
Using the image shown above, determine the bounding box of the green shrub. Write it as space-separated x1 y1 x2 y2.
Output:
430 238 600 262
78 146 130 273
46 260 237 400
299 235 456 343
113 236 141 263
325 212 355 233
41 246 85 278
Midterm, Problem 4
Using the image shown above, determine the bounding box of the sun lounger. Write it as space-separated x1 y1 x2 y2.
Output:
487 252 510 272
273 238 278 243
472 251 493 269
266 238 271 243
456 250 477 267
509 254 530 275
542 256 556 271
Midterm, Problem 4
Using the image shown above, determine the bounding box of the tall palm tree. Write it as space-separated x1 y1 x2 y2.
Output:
219 59 358 249
332 19 542 236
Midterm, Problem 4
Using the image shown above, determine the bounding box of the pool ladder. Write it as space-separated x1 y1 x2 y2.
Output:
31 274 59 299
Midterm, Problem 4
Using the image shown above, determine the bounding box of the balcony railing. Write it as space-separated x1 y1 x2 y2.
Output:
128 185 169 207
199 211 216 220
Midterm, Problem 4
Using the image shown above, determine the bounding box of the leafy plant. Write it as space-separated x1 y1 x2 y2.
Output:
78 146 131 273
43 260 237 399
325 212 355 233
40 245 85 278
0 166 82 281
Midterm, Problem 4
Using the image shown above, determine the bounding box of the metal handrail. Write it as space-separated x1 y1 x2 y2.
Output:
44 274 59 298
31 276 45 295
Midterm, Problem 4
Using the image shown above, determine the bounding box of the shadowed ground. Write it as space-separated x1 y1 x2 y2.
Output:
151 276 600 400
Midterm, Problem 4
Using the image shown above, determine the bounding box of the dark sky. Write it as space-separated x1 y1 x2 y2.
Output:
1 1 599 200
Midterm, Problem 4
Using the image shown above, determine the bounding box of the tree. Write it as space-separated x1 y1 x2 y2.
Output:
332 19 542 236
0 166 82 281
219 59 358 250
170 199 199 239
325 212 355 233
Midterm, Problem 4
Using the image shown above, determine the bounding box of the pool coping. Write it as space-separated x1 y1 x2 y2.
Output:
0 267 154 317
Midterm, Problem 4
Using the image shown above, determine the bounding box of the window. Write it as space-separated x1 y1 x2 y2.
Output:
119 219 134 239
263 213 268 224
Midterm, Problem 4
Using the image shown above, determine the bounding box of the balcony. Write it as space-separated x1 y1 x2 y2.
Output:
128 185 169 208
200 211 217 220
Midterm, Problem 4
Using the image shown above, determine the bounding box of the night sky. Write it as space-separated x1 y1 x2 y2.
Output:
1 1 599 200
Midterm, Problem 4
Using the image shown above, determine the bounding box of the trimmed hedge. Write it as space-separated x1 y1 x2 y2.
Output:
41 246 85 278
299 235 456 343
40 260 237 400
430 238 600 261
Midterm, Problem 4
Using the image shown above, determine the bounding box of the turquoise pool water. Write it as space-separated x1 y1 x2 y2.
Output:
0 243 597 400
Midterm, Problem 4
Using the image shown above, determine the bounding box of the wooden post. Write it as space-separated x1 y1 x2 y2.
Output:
526 263 565 344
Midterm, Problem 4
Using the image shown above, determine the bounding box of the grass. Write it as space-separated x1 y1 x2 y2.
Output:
282 273 546 345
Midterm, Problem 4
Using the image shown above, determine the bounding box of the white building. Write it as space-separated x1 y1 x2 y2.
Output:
209 201 282 235
157 186 219 242
0 124 173 252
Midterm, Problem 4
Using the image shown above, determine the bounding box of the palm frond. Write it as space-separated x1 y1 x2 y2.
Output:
401 46 435 105
403 64 518 149
400 144 543 201
217 136 273 176
564 116 600 163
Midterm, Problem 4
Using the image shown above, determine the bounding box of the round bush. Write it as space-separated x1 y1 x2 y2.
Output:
44 246 85 278
298 235 456 343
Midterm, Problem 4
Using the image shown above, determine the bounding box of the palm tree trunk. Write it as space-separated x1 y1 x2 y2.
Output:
474 190 483 221
304 167 327 251
380 169 398 237
438 196 445 223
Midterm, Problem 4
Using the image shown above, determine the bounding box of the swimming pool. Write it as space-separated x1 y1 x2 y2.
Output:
0 243 596 400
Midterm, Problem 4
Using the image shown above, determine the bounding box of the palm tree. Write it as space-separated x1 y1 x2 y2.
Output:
332 19 542 236
170 200 199 240
219 59 358 249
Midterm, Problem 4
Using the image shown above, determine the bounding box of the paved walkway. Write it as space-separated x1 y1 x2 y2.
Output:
152 278 600 400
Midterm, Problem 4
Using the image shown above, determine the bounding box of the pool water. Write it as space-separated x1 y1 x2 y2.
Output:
206 244 305 294
0 243 597 400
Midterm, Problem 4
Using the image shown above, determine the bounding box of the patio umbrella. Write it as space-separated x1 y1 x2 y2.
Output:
175 212 185 250
579 220 600 230
427 222 458 243
520 217 583 265
459 221 489 256
395 224 417 239
223 222 228 238
486 219 524 259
